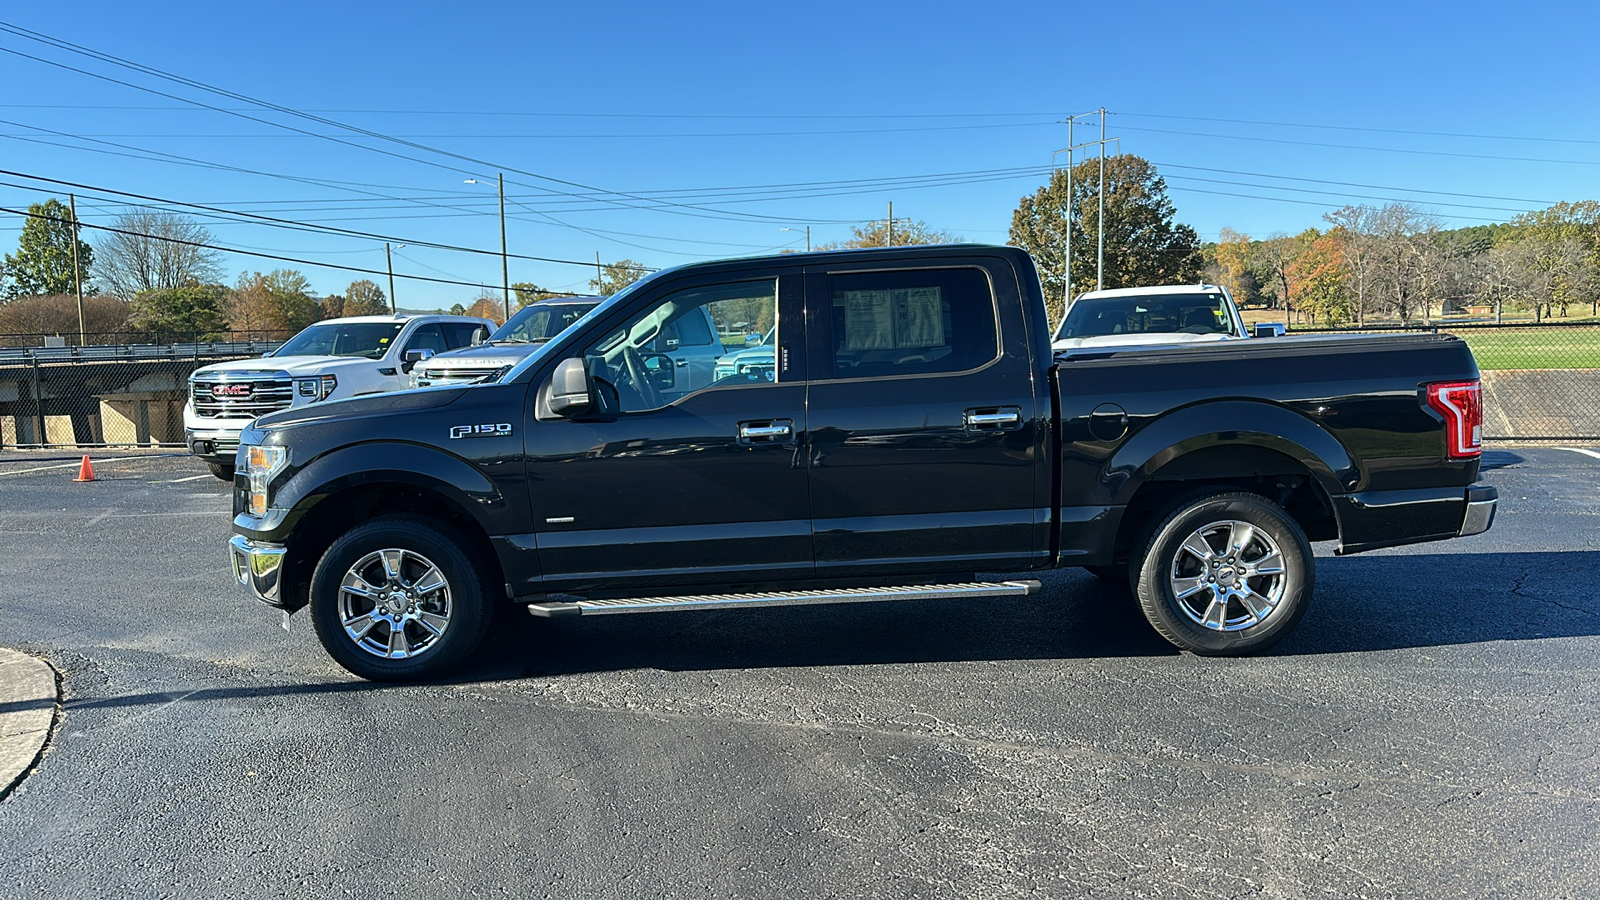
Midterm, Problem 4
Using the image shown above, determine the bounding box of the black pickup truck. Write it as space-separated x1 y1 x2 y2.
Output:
227 245 1496 680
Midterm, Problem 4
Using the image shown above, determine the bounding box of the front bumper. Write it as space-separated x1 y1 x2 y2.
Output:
229 535 287 608
185 424 246 463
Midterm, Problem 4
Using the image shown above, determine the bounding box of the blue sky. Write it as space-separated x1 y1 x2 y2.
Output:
1 1 1596 306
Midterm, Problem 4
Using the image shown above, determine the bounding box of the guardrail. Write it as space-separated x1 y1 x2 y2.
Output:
0 339 287 450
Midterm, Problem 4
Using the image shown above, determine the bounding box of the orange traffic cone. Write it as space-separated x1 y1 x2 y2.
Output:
73 455 97 482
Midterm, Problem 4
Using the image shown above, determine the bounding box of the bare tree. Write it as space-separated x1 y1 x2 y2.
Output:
93 209 224 299
1324 206 1378 326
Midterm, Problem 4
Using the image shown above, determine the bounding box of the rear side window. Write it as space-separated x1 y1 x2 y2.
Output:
825 268 998 379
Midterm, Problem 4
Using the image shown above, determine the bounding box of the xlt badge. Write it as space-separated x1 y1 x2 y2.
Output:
450 423 512 439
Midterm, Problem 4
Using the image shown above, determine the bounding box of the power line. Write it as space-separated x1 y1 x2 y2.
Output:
1120 112 1600 148
0 203 595 288
1150 162 1558 206
0 22 865 227
1117 124 1600 167
0 169 654 270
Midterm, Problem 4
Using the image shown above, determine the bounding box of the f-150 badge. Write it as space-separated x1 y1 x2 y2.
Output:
449 423 512 439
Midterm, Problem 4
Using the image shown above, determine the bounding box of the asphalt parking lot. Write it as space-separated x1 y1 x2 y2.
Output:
1 447 1597 898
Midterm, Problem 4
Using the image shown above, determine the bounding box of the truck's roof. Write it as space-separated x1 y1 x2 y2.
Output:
1074 284 1225 300
315 315 489 325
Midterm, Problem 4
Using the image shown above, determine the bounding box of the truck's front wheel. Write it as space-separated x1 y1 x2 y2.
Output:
1132 491 1313 656
309 516 493 681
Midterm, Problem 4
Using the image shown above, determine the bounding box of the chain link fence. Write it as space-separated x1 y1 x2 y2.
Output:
5 321 1596 449
0 331 289 449
1292 321 1600 440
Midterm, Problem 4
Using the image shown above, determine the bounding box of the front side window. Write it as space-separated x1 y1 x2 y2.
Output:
580 280 777 414
825 268 997 379
273 322 404 359
404 324 448 355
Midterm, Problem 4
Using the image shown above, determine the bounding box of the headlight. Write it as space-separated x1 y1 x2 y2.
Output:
244 445 288 517
295 374 338 401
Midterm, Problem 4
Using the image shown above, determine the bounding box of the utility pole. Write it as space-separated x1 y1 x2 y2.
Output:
68 194 84 344
497 173 510 321
804 226 810 251
385 243 397 314
1098 107 1107 291
595 252 603 289
887 201 894 247
1065 117 1074 306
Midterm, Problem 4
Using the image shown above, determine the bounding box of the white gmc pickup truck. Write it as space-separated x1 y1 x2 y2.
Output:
184 314 492 478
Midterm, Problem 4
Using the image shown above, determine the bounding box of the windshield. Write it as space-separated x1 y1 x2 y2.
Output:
493 302 599 343
272 322 404 359
1057 293 1233 340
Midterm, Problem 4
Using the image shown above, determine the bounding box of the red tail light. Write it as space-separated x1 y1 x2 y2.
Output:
1426 380 1483 459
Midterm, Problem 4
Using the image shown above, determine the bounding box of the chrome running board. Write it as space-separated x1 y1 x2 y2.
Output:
526 580 1041 618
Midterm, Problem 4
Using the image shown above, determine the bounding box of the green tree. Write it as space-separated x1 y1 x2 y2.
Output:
228 269 320 335
128 283 230 336
1009 154 1202 325
815 218 959 250
448 302 466 316
512 281 560 307
589 260 647 295
3 199 93 300
342 279 389 316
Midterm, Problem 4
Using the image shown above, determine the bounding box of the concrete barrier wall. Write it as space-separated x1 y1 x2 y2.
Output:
1481 369 1600 440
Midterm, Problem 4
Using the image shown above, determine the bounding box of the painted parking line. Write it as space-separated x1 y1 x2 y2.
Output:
168 474 215 483
0 455 182 477
1556 447 1600 460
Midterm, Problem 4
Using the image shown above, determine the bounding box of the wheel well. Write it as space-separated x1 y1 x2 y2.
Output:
1111 446 1338 564
282 483 505 612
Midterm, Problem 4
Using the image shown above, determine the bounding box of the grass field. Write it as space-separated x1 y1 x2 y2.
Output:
1451 327 1600 370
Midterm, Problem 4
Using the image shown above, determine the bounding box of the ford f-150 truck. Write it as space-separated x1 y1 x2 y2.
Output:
185 314 493 479
226 245 1496 681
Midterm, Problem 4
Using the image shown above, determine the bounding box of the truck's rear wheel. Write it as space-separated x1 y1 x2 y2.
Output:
309 515 493 681
207 462 234 481
1132 490 1313 656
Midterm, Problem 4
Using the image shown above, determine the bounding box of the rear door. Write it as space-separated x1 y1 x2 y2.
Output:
524 269 811 594
802 255 1049 578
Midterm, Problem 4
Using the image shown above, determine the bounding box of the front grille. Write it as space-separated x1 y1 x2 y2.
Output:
190 378 295 419
415 367 502 386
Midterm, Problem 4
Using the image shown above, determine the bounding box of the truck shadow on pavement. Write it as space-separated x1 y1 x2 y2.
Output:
20 550 1593 716
466 549 1600 679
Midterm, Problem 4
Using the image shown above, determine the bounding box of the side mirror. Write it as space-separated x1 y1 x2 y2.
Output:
548 356 596 417
402 348 435 373
1253 323 1286 338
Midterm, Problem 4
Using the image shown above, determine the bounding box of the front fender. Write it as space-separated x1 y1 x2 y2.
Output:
237 441 509 542
1106 400 1357 506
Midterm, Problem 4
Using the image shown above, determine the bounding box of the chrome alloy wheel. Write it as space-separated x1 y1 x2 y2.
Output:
336 548 453 659
1169 520 1287 632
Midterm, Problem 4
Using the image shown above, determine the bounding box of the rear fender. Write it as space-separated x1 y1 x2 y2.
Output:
1107 401 1357 506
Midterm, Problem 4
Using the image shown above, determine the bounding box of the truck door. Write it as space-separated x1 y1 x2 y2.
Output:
523 271 810 595
802 257 1048 578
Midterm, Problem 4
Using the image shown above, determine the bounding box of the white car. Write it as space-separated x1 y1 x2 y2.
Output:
184 315 492 479
1052 284 1249 352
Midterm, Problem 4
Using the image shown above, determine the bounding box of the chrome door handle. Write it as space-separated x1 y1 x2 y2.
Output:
964 408 1022 430
738 420 793 443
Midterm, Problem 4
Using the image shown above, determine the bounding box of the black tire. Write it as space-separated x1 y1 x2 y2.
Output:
207 462 234 481
1132 490 1313 656
309 515 494 681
